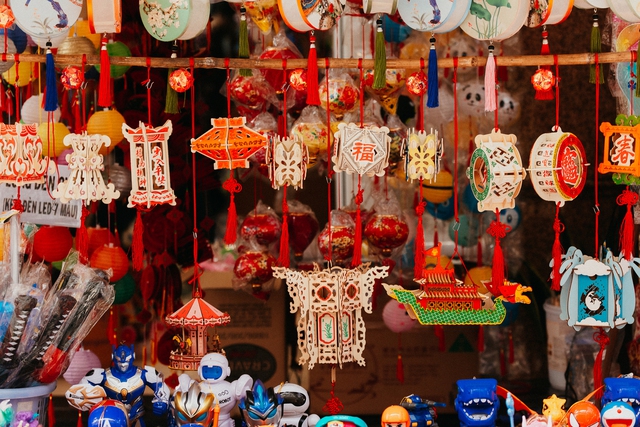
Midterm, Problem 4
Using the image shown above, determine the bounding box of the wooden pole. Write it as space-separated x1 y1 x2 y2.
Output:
14 50 637 70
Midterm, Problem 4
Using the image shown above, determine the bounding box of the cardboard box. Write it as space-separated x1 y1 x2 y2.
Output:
308 315 479 415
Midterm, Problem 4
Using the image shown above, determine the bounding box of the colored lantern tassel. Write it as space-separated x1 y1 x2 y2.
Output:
133 209 144 271
278 186 290 267
77 203 89 262
434 325 445 351
414 200 426 279
551 205 563 292
238 6 252 77
165 45 179 114
484 44 497 112
48 394 56 427
536 30 554 101
351 182 364 267
44 42 58 112
223 177 242 246
487 212 509 297
593 328 609 399
618 188 638 260
396 334 404 383
427 37 439 108
98 36 112 108
590 13 604 84
77 411 83 427
372 18 387 90
306 33 320 105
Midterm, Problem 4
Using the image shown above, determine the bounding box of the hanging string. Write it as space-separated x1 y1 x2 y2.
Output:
630 51 637 116
322 365 343 415
190 57 202 295
551 202 564 292
453 57 460 253
414 178 425 278
418 58 425 131
223 58 241 246
225 58 231 119
554 55 560 130
325 58 333 263
358 58 364 128
594 53 600 257
278 59 290 267
13 53 18 122
145 57 152 126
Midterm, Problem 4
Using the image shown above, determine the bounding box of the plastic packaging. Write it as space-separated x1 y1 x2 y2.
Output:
317 209 356 266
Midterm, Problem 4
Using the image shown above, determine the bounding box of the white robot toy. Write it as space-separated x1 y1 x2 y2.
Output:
278 383 319 427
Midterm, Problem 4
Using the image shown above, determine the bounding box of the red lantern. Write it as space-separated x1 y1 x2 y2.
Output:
234 251 277 285
406 70 428 96
33 226 73 262
87 226 116 258
90 243 129 282
287 212 319 259
61 66 84 90
169 68 194 93
318 225 356 265
240 214 281 246
364 214 409 257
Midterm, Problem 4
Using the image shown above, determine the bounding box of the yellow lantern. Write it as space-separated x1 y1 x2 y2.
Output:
422 170 454 204
38 122 70 158
72 18 101 49
86 108 126 155
2 61 36 87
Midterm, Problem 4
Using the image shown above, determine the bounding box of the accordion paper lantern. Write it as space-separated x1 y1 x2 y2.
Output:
90 243 129 283
2 60 36 87
38 122 70 158
21 95 61 125
87 109 126 153
33 226 73 262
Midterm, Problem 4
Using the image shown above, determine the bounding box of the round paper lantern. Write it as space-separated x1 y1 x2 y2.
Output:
86 109 126 152
464 265 493 294
2 60 35 87
60 66 84 90
33 226 73 262
57 35 96 59
90 243 129 282
0 26 27 53
0 37 15 74
318 225 356 265
113 273 136 305
73 19 101 49
364 214 409 257
240 214 281 246
94 41 132 79
422 170 454 204
0 5 14 29
62 347 101 385
287 211 319 259
406 71 428 97
38 122 70 158
87 226 116 258
21 95 61 125
382 299 416 333
107 163 132 198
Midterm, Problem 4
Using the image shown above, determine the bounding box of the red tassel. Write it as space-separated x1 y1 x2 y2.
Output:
508 330 514 363
132 209 144 270
484 44 496 112
108 307 116 346
278 186 290 267
351 179 364 267
593 329 610 399
414 201 426 279
434 325 445 352
478 325 484 352
48 394 55 427
98 37 112 108
77 411 83 427
396 333 404 383
486 211 510 296
77 203 89 262
618 188 638 260
306 33 320 105
223 177 242 246
535 30 554 101
322 367 344 415
551 203 564 292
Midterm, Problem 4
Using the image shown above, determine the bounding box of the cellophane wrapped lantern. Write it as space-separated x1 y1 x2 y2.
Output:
364 195 409 258
233 238 278 300
287 200 320 261
318 209 356 266
239 200 282 247
318 71 359 120
290 105 337 168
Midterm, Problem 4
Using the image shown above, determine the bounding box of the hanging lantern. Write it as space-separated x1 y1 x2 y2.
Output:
287 204 319 260
406 71 428 97
382 299 416 333
0 37 16 74
61 66 84 90
73 18 101 48
33 226 73 262
364 213 409 257
0 123 47 185
113 273 136 305
21 95 61 124
37 122 71 158
240 213 281 246
0 5 15 29
318 223 356 266
266 135 309 189
2 61 36 87
57 35 96 58
599 115 640 182
404 129 443 183
90 243 129 282
332 122 391 177
422 170 454 204
52 132 120 204
169 68 194 93
319 73 359 120
87 226 116 258
63 347 101 385
93 41 132 79
466 129 527 212
233 251 277 288
87 0 122 34
86 108 126 153
107 163 132 199
123 120 176 209
273 263 389 368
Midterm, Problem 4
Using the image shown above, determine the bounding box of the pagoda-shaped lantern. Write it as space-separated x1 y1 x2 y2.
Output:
165 292 231 370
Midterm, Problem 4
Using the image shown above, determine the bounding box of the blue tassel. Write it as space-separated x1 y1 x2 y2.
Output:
44 42 58 112
427 37 439 108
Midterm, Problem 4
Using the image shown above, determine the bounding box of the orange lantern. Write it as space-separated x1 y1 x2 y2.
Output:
86 108 126 154
87 226 116 258
33 226 73 262
90 243 129 282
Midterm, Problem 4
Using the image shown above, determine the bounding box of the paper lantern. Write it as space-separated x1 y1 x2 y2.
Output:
87 0 122 34
332 123 391 177
287 210 319 259
240 214 281 246
33 226 73 262
464 266 493 294
21 95 61 124
0 5 14 29
267 135 309 189
599 115 640 181
72 18 101 48
90 243 129 282
86 109 126 152
422 170 454 204
63 348 101 385
57 35 96 58
382 299 416 333
0 123 47 184
38 122 70 158
107 163 132 198
113 273 136 305
405 129 443 183
234 251 277 286
0 37 15 74
318 224 356 265
0 26 28 53
2 61 36 87
93 41 132 79
87 226 116 258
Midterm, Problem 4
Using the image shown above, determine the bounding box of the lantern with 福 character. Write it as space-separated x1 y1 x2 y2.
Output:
165 293 231 370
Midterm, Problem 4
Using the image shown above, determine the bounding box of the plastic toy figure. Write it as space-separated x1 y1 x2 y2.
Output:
601 401 636 427
177 352 252 427
454 378 500 427
239 379 283 427
88 400 130 427
316 415 368 427
564 401 600 427
171 381 219 427
399 394 446 427
381 405 410 427
542 395 566 427
77 344 170 427
279 383 319 427
602 376 640 426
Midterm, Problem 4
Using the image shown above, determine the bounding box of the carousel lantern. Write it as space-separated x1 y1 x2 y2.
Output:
94 40 132 79
33 226 73 262
598 115 640 178
273 263 389 368
405 129 443 183
86 109 126 153
466 129 527 212
37 122 71 158
90 243 129 282
63 347 101 385
165 295 231 371
0 123 47 184
52 132 120 204
87 226 116 258
169 68 194 93
61 66 84 90
123 120 176 209
113 273 136 305
21 95 61 125
2 61 35 87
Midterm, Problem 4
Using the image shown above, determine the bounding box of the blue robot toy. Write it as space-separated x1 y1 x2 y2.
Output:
602 375 640 426
400 394 446 427
454 379 500 427
239 379 283 427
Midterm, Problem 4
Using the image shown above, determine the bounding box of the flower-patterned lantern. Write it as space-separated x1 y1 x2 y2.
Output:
404 129 443 183
52 132 120 204
165 294 231 371
0 123 47 185
273 263 389 368
466 129 527 212
169 68 194 93
598 115 640 183
0 5 15 29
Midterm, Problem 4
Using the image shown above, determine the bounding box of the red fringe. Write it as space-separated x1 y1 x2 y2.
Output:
77 411 83 427
551 204 564 291
98 37 112 108
133 209 144 271
593 329 610 399
225 195 238 246
306 34 320 105
278 187 290 267
48 395 56 427
618 188 638 260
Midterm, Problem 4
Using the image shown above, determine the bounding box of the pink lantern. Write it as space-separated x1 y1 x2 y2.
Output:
382 299 416 333
63 347 102 385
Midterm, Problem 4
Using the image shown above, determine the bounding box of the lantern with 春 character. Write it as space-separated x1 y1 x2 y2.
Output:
599 115 640 183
